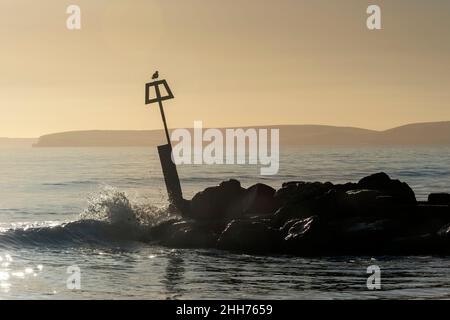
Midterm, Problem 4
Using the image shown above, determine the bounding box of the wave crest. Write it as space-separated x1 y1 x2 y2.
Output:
0 187 180 248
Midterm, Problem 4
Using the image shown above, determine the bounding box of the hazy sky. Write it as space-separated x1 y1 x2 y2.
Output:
1 0 450 137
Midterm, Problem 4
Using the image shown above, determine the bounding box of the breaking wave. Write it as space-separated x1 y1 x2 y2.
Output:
0 187 179 248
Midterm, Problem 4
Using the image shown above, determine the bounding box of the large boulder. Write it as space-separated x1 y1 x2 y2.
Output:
437 224 450 240
281 216 333 254
284 216 318 241
273 183 343 227
428 193 450 205
357 172 416 204
157 221 218 248
332 217 401 254
241 183 280 216
217 220 281 253
338 189 398 217
282 216 424 255
272 182 337 225
188 179 246 221
275 181 335 206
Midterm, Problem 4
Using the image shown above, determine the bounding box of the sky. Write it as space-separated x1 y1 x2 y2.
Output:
1 0 450 137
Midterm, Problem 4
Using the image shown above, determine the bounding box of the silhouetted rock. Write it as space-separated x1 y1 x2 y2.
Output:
272 182 337 224
158 221 219 248
357 172 416 204
150 172 450 255
275 181 335 206
341 189 382 212
428 193 450 205
217 220 281 253
188 179 245 221
241 183 280 216
282 216 331 254
284 216 318 241
438 224 450 240
338 189 399 218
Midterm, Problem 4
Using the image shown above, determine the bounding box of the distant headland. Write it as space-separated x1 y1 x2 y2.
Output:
30 121 450 147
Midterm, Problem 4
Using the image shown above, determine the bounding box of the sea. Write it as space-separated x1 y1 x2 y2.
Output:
0 145 449 299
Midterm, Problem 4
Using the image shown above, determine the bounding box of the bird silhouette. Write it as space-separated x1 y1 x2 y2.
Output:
152 71 159 80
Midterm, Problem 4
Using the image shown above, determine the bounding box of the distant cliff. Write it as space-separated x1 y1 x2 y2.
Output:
33 130 165 147
32 121 450 147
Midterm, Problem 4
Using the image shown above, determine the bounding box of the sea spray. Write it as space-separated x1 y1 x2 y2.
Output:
80 187 137 225
0 187 180 247
80 186 177 227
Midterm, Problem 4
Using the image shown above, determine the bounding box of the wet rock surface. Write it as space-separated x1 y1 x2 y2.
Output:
149 172 450 255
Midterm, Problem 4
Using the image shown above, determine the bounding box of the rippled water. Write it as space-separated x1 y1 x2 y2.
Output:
0 146 449 299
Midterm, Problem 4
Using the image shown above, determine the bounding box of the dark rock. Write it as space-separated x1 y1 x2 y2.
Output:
357 172 416 204
280 218 303 233
282 216 332 254
375 195 396 207
390 234 439 255
275 181 335 206
428 193 450 205
437 224 450 239
337 189 397 217
272 182 337 225
343 189 382 206
284 216 318 241
150 174 450 256
188 179 246 221
217 220 281 253
272 203 317 226
159 221 218 248
335 217 392 236
332 217 400 254
241 183 280 216
147 218 182 241
334 182 358 192
415 204 450 220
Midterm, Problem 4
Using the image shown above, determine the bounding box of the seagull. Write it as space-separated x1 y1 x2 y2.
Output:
152 71 159 80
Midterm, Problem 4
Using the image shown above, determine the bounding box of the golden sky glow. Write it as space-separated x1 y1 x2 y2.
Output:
1 0 450 137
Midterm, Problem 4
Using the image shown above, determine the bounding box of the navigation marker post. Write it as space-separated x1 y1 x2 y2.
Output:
145 76 183 208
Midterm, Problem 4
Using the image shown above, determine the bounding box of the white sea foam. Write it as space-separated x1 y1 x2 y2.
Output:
0 187 179 248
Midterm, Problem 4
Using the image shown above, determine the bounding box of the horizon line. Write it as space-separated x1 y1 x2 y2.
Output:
3 120 450 139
